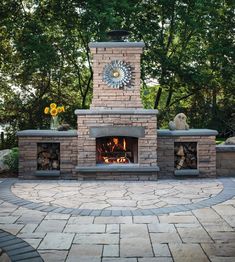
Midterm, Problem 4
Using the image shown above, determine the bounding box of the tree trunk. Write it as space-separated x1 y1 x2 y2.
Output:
154 87 162 109
165 86 173 108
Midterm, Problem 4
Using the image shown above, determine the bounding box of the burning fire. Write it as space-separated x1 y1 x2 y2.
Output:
97 137 130 164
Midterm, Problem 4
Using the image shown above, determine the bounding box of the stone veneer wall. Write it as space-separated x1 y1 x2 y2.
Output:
157 129 218 178
216 145 235 176
76 111 158 168
89 42 144 109
17 130 77 179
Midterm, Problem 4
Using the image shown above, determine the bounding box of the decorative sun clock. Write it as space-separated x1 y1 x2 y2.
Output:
102 60 132 89
88 38 145 108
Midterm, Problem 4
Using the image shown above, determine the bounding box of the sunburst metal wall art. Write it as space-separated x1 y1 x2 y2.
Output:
102 60 133 89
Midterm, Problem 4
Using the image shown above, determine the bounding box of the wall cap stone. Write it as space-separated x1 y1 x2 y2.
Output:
17 130 77 137
174 169 199 176
89 42 145 48
75 109 158 115
35 170 60 176
216 145 235 152
76 164 159 172
158 129 218 137
89 126 145 138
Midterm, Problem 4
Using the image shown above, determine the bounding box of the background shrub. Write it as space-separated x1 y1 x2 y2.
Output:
3 147 19 173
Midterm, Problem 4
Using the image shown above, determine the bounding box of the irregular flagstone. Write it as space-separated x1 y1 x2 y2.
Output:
38 232 74 250
162 197 192 205
79 202 110 209
10 179 224 211
107 200 137 207
120 224 153 257
169 243 209 262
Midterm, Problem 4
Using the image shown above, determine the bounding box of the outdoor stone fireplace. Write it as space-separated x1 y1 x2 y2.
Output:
17 35 219 180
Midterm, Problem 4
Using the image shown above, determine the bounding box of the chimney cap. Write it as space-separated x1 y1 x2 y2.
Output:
107 30 130 42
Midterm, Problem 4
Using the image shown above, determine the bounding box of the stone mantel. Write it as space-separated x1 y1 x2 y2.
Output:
89 42 145 48
89 126 145 138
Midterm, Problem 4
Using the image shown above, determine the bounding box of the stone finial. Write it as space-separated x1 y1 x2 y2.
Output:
225 136 235 145
169 113 189 130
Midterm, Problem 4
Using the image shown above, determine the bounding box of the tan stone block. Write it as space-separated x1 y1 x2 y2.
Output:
169 244 209 262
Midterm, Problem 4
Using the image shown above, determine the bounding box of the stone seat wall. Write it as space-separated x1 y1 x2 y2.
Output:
216 145 235 176
17 130 77 179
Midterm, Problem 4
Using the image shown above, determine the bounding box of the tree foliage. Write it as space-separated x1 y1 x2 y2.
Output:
0 0 234 148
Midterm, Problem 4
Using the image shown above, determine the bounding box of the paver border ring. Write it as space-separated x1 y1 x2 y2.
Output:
0 229 43 262
0 178 235 216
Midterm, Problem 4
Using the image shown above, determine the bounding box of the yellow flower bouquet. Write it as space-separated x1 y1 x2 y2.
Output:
44 103 65 130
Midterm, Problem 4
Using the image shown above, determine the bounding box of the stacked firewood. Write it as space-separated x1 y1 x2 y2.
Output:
37 144 60 170
175 142 197 169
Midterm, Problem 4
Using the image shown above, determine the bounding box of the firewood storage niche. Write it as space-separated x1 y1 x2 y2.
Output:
174 142 197 170
37 143 60 170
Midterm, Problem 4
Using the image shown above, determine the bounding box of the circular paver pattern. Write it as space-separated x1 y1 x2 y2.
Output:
12 180 223 210
0 178 235 216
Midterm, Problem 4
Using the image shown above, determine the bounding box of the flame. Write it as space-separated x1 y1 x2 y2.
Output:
104 157 109 163
117 156 129 163
97 137 130 164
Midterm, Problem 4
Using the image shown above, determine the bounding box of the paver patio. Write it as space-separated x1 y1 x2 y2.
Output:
0 178 235 262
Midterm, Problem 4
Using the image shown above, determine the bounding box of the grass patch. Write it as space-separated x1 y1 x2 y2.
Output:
216 138 226 145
